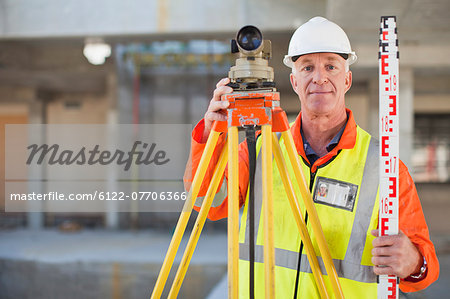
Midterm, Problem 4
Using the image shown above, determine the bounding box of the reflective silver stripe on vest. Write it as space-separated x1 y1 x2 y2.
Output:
239 135 379 283
239 243 376 283
194 178 228 208
343 137 379 282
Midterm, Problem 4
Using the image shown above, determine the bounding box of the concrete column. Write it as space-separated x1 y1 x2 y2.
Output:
27 99 44 230
105 113 119 229
399 67 414 169
105 73 119 229
115 45 134 124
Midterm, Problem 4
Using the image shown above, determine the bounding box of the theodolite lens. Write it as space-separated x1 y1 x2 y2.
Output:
236 26 262 51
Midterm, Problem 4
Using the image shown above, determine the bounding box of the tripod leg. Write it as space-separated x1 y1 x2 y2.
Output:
271 133 329 299
261 125 275 299
228 126 239 299
168 142 229 298
281 130 344 299
151 130 222 299
246 127 257 299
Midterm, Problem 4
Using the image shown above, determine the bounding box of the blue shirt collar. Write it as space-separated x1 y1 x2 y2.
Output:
300 120 347 165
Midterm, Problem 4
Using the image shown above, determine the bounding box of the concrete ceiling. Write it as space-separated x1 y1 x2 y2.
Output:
327 0 450 45
1 0 449 94
1 0 449 44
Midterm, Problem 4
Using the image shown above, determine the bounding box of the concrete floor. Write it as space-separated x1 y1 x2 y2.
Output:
0 229 228 299
0 228 448 298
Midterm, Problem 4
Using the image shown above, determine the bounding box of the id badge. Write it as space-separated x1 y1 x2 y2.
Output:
313 177 358 212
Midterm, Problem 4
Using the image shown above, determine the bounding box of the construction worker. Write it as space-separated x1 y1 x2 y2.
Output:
184 17 439 298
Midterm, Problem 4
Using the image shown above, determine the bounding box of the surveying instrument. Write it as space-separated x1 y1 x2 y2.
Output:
150 25 345 299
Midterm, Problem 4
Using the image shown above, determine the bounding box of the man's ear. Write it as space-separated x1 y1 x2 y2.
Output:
290 72 299 95
344 70 352 94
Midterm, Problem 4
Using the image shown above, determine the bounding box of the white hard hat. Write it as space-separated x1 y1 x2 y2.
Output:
283 16 357 68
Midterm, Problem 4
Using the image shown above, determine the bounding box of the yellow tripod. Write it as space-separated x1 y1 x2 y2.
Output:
150 89 345 298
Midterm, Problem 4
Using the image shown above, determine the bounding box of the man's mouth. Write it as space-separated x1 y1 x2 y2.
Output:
309 91 332 94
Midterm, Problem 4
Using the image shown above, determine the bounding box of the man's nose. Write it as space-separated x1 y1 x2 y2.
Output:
312 67 328 85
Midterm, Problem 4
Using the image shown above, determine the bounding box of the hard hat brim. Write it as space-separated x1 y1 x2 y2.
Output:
283 52 357 68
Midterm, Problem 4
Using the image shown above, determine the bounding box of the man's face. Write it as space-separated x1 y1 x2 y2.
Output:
289 53 352 117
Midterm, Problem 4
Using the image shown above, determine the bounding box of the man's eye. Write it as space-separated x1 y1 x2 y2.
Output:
304 66 312 71
328 65 336 70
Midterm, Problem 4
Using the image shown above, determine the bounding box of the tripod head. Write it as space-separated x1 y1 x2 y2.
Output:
228 26 275 90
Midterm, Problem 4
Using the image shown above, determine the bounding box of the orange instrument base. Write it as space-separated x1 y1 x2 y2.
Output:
216 91 289 132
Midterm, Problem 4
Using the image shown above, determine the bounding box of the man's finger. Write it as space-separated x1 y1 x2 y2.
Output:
205 111 227 123
216 77 230 88
372 255 396 267
373 265 395 276
371 246 393 257
212 85 233 101
372 234 398 247
208 100 229 114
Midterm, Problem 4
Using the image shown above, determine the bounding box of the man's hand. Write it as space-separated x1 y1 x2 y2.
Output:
202 78 233 142
371 229 423 278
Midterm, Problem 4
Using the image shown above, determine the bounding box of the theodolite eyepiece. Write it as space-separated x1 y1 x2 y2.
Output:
236 26 263 53
229 25 275 89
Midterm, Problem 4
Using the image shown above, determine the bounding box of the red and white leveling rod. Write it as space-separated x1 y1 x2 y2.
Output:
378 16 400 299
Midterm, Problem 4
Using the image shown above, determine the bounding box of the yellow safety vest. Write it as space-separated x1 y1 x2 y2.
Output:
238 126 380 298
